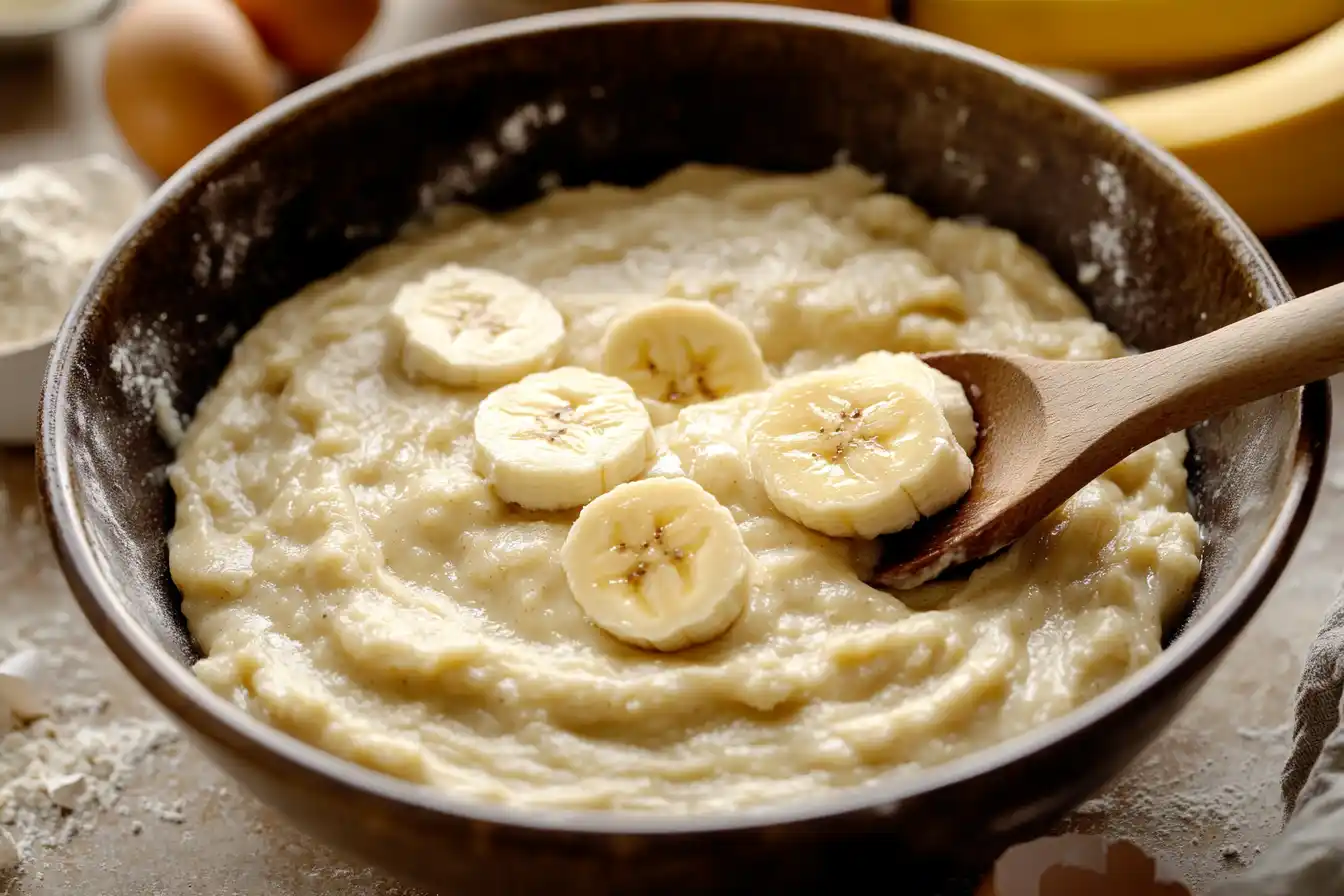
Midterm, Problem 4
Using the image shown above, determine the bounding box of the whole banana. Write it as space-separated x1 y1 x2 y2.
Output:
1105 18 1344 238
909 0 1344 73
618 1 1344 236
623 0 890 16
630 0 1343 73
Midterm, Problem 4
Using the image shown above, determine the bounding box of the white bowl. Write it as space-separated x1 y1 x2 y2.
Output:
0 153 149 445
0 0 118 50
0 336 51 444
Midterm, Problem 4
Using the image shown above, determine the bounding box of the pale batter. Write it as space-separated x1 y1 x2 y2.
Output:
168 166 1202 812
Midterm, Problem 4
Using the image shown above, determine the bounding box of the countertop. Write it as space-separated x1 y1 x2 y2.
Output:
2 3 1342 894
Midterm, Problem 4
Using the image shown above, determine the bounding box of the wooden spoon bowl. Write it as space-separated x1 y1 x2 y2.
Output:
876 282 1344 589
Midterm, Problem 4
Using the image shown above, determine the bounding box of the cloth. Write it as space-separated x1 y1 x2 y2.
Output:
1210 581 1344 895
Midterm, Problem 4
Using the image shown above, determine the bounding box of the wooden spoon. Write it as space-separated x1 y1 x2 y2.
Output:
872 281 1344 591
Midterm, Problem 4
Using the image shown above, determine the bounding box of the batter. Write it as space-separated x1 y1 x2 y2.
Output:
168 165 1201 812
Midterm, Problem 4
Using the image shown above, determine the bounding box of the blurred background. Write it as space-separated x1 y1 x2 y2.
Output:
6 0 1342 246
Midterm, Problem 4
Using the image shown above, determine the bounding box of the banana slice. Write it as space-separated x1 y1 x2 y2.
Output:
389 263 565 388
473 367 655 511
852 351 978 455
560 477 751 651
600 299 769 418
749 367 973 539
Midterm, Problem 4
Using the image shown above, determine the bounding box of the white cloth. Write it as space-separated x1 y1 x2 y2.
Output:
1211 582 1344 895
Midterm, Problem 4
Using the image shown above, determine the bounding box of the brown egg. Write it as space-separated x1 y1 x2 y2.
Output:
103 0 279 181
232 0 381 78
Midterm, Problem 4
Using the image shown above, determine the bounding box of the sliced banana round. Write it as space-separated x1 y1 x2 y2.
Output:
748 368 973 539
473 367 655 511
852 350 978 454
600 299 769 414
389 263 565 389
560 477 751 652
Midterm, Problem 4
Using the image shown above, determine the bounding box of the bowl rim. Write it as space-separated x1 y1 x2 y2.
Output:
0 0 118 43
38 2 1332 836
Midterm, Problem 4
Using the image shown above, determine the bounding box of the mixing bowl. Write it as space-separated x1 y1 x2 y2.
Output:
36 4 1330 892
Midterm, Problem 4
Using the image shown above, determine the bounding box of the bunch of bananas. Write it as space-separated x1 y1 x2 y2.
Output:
629 0 1344 238
913 0 1344 238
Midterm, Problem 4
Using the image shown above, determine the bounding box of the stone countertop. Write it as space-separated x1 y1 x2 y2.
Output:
1 3 1342 894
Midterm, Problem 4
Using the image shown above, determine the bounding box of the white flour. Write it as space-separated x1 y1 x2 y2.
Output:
416 100 568 215
0 486 181 871
1084 158 1132 289
108 316 189 448
0 155 147 349
0 699 180 856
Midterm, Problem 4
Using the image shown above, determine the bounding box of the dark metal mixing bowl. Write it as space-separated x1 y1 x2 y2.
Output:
36 4 1330 892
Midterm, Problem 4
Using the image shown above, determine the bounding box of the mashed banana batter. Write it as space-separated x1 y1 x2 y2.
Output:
169 166 1201 812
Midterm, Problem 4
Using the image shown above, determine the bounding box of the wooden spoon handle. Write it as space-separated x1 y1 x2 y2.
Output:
1097 281 1344 447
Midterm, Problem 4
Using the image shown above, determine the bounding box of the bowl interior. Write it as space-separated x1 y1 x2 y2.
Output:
43 4 1309 797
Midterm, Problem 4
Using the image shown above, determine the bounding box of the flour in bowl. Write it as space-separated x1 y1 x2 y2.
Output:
169 165 1202 812
0 155 147 349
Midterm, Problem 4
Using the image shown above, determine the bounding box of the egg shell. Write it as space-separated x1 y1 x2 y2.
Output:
232 0 381 77
0 648 46 723
979 834 1193 896
103 0 279 181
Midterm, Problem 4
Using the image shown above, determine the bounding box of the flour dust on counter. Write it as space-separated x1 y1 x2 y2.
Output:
1060 691 1293 890
0 483 181 871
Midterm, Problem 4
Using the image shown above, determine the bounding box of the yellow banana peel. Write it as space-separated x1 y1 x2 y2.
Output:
913 1 1344 235
624 0 890 17
621 0 1344 236
1105 18 1344 238
910 0 1344 73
